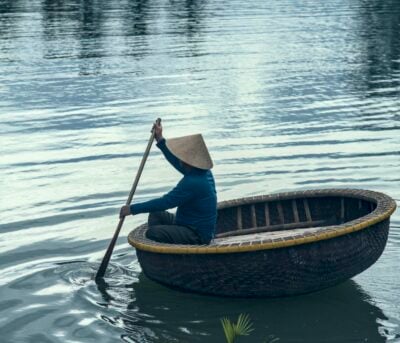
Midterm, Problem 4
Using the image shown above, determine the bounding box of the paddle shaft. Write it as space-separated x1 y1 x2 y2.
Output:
95 119 160 279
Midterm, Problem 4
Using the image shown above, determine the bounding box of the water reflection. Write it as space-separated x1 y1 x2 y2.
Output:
96 275 388 342
77 0 105 76
0 0 19 38
42 0 74 41
168 0 206 36
41 0 105 74
38 0 209 64
357 0 400 97
123 0 150 37
122 0 151 60
1 0 400 341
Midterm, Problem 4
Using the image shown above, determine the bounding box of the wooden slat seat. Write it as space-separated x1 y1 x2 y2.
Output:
216 219 326 238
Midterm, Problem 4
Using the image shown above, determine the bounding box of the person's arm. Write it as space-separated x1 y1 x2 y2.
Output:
120 178 193 217
131 178 194 214
153 121 186 174
157 138 187 174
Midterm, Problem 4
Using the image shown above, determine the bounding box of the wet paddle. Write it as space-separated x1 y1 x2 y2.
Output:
95 118 161 280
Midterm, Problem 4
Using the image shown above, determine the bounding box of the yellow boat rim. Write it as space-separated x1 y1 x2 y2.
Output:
127 189 397 255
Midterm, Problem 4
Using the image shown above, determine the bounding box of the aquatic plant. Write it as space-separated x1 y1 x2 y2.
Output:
221 313 253 343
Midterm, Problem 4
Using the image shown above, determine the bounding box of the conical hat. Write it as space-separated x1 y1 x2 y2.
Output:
166 134 213 170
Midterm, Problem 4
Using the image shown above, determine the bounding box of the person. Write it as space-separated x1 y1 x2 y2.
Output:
119 121 217 245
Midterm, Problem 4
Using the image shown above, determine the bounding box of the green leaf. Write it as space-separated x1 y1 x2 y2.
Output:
221 317 236 343
221 314 254 343
234 313 254 336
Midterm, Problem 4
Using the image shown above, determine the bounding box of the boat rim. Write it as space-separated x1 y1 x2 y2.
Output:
127 188 396 255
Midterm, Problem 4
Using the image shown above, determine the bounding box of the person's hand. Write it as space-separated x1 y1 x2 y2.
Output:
120 205 131 218
153 120 163 142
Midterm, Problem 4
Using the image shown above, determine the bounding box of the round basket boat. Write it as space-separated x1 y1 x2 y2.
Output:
128 189 396 297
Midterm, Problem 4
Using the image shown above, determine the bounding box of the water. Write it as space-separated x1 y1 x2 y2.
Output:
1 0 399 341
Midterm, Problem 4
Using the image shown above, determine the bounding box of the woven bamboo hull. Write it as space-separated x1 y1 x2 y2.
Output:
136 220 388 297
128 189 396 297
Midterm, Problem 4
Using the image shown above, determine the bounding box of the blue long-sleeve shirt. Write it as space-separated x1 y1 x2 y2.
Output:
130 138 217 243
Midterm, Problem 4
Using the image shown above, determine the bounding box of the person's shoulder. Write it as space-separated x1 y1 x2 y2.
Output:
193 171 215 186
182 172 206 185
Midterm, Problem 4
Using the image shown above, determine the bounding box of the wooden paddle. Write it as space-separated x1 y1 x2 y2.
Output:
95 118 161 280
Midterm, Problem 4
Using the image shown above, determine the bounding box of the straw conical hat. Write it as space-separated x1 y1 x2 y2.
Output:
166 134 213 170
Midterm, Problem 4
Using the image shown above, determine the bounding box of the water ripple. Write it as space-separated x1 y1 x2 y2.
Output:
1 0 400 341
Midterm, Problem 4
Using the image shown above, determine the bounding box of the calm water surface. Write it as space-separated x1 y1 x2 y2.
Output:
1 0 399 342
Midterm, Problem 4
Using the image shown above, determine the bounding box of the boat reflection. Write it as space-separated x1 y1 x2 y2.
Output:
96 273 388 342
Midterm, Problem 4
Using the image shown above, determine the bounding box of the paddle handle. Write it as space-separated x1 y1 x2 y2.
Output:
95 118 161 280
125 118 161 206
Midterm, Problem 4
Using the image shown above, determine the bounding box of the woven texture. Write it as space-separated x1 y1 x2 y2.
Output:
136 220 388 297
128 188 396 297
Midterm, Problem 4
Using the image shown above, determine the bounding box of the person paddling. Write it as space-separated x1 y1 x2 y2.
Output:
120 121 217 245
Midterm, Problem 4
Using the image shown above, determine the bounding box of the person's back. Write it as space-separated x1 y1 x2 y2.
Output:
174 168 217 243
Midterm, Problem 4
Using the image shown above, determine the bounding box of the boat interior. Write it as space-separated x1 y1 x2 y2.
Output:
215 196 376 238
